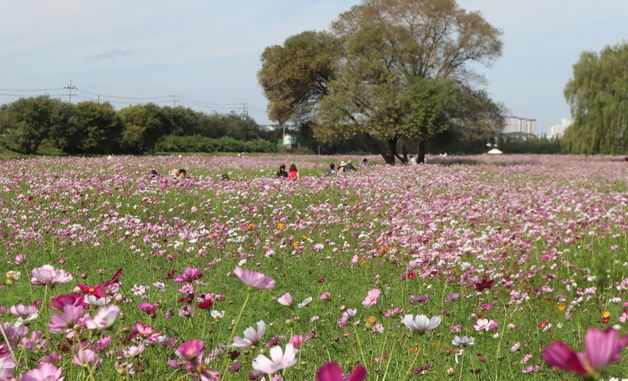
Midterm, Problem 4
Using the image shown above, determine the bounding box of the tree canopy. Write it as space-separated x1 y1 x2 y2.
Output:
259 0 505 163
563 42 628 155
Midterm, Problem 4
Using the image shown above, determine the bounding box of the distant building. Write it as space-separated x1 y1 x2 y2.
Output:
504 116 537 135
549 118 572 139
281 134 297 148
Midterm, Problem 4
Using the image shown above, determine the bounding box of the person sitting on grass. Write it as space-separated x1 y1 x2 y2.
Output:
326 163 337 176
276 164 288 178
343 160 356 172
170 168 187 178
288 164 299 180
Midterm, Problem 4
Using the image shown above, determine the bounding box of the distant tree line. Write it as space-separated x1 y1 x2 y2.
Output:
0 96 279 154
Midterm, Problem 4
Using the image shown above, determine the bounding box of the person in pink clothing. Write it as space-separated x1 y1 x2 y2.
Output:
288 164 298 180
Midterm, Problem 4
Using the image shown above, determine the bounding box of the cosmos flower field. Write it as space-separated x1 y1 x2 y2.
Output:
0 154 626 380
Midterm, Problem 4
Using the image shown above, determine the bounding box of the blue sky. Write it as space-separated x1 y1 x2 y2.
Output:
1 0 626 134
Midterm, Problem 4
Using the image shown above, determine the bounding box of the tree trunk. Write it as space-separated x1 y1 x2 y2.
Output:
396 140 409 164
417 139 426 164
387 137 398 165
364 134 395 165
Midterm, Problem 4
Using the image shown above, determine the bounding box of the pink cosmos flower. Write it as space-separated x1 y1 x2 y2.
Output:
338 308 358 327
277 293 293 306
289 335 304 349
542 328 627 377
72 348 101 368
13 253 26 266
316 362 367 381
473 318 499 331
233 266 275 290
138 303 159 318
93 336 112 352
84 305 120 330
30 265 73 286
174 267 202 283
362 289 381 307
0 345 16 381
9 304 38 320
19 363 64 381
48 305 85 332
252 343 297 374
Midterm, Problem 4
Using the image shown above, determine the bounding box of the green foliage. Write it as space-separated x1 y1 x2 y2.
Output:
499 136 562 154
154 135 278 153
48 101 123 154
119 104 173 153
258 31 341 123
563 42 628 154
0 96 68 153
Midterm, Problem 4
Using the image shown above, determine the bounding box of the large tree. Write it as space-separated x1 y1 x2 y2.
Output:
258 31 341 125
259 0 504 163
563 42 628 155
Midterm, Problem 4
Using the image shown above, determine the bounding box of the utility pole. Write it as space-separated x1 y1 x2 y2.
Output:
170 95 178 107
64 80 77 103
241 102 248 116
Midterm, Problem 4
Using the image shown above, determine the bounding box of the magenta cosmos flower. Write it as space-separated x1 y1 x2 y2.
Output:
174 267 202 283
176 340 204 360
233 266 275 290
30 265 73 286
19 363 64 381
543 328 627 377
316 362 367 381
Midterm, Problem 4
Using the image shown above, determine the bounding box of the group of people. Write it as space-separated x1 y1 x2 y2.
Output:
149 168 187 178
276 158 369 180
276 164 299 180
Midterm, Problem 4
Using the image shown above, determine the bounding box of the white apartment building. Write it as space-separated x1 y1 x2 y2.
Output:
549 118 572 139
504 116 537 135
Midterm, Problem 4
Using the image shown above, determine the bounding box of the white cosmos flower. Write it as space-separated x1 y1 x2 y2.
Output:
231 321 266 348
252 343 297 374
297 297 312 308
452 336 475 347
402 314 441 332
84 295 110 306
210 310 225 320
85 305 120 330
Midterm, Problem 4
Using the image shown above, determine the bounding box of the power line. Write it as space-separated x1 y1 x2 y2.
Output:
77 89 172 101
178 96 242 107
0 87 65 92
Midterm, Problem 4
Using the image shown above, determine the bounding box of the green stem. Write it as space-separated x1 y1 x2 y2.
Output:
352 324 368 373
229 291 251 340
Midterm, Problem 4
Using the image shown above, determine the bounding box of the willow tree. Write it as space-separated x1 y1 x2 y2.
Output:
259 0 504 163
563 42 628 155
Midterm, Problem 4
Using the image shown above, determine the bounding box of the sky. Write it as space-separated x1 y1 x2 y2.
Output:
1 0 626 134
